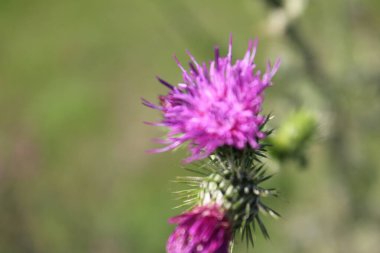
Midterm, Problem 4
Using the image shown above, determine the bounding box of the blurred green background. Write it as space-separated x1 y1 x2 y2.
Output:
1 0 380 252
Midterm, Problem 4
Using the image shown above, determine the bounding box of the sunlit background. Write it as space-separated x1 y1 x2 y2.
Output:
1 0 380 252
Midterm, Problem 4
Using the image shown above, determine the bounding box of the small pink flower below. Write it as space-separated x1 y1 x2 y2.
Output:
167 205 231 253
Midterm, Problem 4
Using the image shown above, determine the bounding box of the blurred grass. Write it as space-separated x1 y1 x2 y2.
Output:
0 0 380 252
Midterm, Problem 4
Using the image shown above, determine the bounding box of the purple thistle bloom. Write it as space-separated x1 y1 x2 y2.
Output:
167 205 231 253
145 36 281 162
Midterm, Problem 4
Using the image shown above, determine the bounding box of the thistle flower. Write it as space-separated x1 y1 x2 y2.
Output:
143 37 280 162
143 36 282 252
167 205 231 253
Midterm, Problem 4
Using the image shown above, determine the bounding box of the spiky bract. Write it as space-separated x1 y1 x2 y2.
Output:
176 146 279 247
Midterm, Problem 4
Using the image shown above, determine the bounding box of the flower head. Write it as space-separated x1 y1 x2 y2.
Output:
167 205 231 253
144 36 280 162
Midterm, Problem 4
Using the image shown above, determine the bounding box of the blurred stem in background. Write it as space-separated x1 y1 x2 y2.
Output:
263 0 375 220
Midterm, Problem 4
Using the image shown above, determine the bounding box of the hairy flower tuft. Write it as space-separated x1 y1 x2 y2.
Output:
144 37 280 162
167 205 231 253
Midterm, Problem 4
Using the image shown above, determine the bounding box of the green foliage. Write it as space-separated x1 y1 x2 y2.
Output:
1 0 380 253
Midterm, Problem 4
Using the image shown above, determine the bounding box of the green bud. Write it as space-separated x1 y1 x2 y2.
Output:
269 110 317 164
